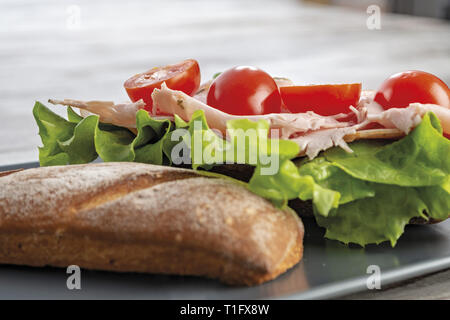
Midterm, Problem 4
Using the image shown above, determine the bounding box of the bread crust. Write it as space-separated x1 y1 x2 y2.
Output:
0 162 304 285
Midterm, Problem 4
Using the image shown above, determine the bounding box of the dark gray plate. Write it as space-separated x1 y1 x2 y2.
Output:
1 162 449 299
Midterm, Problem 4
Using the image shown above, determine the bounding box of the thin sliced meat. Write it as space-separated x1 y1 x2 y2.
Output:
48 86 449 161
48 98 146 128
366 105 423 134
356 96 450 135
293 127 357 159
193 80 212 104
152 83 351 139
294 126 408 159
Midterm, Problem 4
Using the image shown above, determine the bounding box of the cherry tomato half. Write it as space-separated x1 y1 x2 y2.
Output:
279 83 361 116
374 70 450 110
207 66 282 115
124 59 201 112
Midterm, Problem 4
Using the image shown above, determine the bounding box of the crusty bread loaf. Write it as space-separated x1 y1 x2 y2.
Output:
0 162 304 285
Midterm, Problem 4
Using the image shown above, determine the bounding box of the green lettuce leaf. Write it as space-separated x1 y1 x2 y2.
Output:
298 157 375 205
33 103 173 165
300 113 450 246
168 109 299 169
315 184 429 246
250 112 449 246
249 158 341 214
417 180 450 221
33 102 79 166
34 102 299 169
94 110 172 164
58 115 98 164
67 106 84 123
324 113 449 186
315 181 450 247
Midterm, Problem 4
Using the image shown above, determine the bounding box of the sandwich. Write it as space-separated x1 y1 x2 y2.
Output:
30 59 449 249
0 162 303 285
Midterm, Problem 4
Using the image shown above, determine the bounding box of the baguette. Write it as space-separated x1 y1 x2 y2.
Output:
0 162 304 285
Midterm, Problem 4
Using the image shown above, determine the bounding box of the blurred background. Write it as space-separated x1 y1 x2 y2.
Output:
0 0 449 165
324 0 450 19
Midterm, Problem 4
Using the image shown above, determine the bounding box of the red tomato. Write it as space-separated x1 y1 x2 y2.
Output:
374 71 450 110
279 83 361 116
206 66 281 115
124 59 201 112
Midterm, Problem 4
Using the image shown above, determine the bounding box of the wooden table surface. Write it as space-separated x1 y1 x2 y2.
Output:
0 0 449 299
